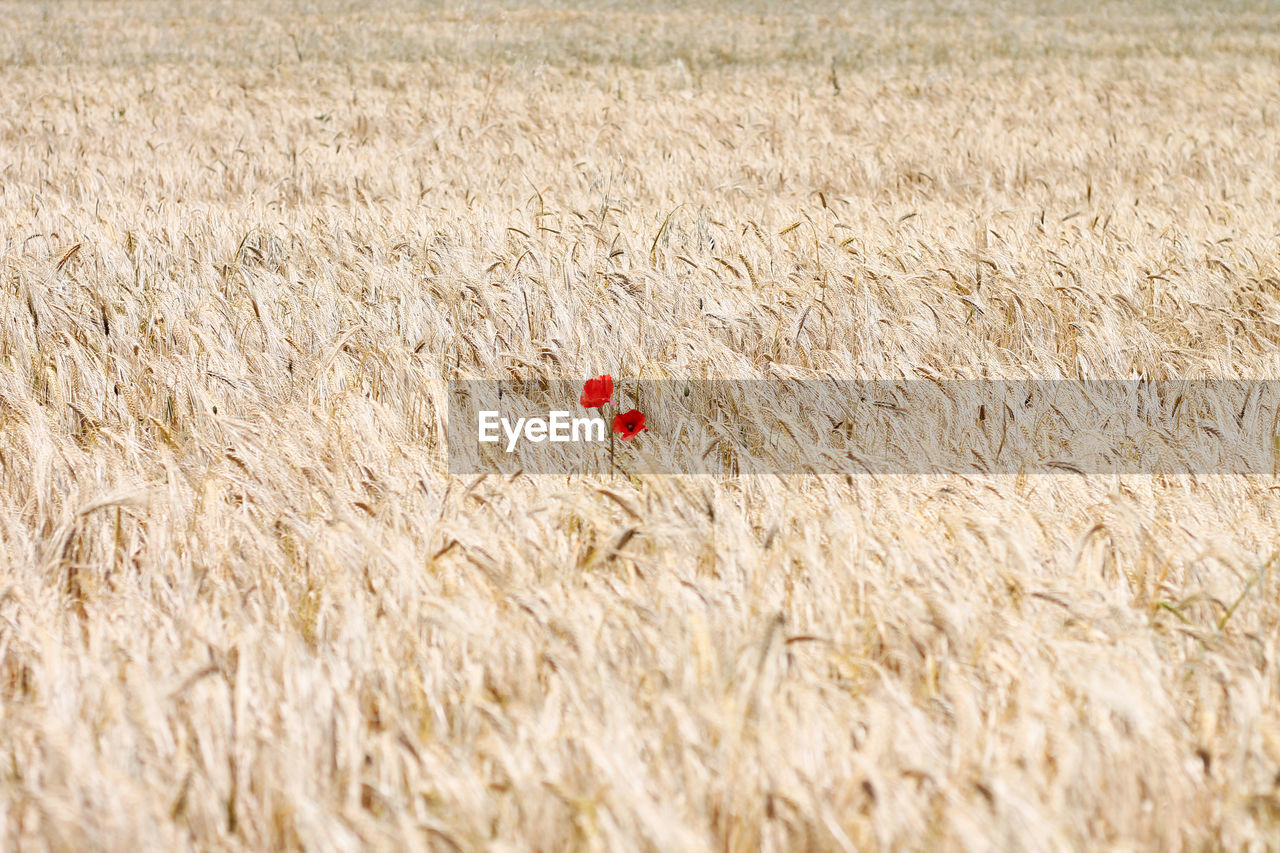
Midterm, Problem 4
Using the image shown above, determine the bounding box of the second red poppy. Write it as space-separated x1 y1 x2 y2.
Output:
612 409 647 441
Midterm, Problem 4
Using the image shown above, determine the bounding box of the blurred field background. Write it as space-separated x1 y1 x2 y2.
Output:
4 0 1280 849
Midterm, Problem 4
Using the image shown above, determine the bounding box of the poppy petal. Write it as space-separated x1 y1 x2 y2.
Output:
580 374 614 408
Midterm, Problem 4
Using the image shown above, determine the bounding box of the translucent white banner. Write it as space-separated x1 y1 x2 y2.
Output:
447 380 1280 475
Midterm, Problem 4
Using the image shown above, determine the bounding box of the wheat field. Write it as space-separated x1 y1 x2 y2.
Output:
4 0 1280 849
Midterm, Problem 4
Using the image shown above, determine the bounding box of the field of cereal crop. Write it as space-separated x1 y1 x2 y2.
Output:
5 1 1280 848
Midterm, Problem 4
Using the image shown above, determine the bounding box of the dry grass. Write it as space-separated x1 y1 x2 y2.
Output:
4 0 1280 849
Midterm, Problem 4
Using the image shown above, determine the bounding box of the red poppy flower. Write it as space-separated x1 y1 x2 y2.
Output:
612 409 647 441
580 374 614 408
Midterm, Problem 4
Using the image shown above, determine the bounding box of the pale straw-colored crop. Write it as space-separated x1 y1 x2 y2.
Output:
3 1 1280 849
